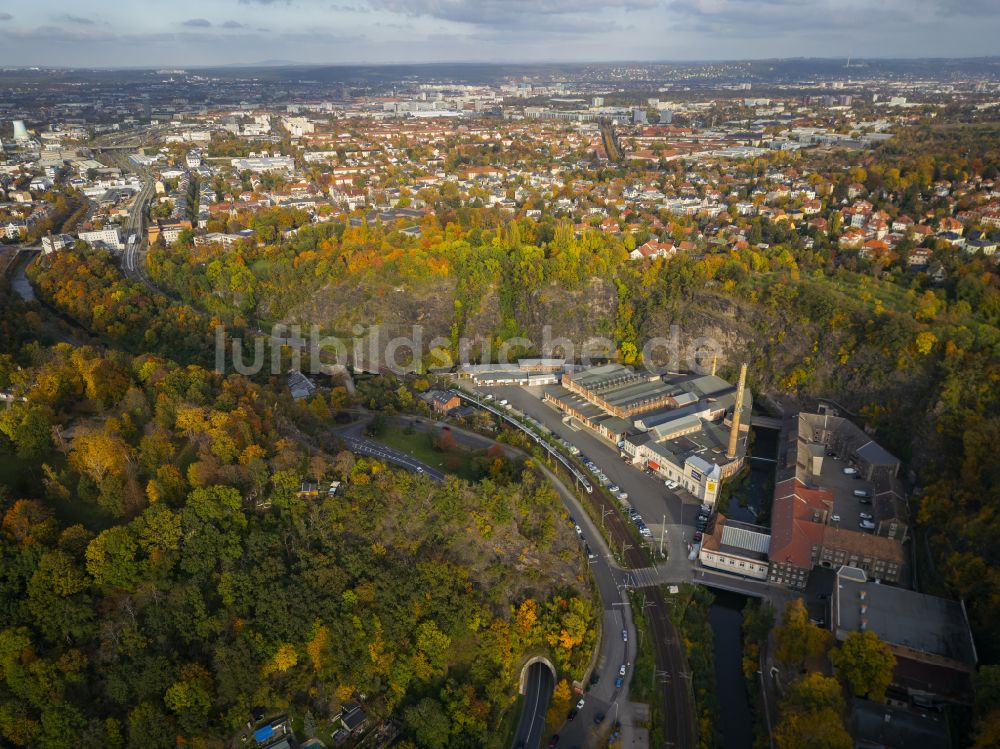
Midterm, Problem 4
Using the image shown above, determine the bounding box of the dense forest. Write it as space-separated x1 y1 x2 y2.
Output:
11 120 1000 744
0 335 596 748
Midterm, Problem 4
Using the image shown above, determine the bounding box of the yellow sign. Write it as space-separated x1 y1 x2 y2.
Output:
706 481 717 493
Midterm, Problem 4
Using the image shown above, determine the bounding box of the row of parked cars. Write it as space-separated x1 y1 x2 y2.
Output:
623 504 653 538
578 456 630 501
842 466 877 530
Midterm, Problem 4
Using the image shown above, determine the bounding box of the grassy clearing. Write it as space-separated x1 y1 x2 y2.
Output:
375 422 480 481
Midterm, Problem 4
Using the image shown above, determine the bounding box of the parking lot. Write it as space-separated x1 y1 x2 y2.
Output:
477 385 704 574
815 452 877 531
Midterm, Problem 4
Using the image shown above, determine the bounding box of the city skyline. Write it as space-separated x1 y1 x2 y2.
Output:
1 0 999 68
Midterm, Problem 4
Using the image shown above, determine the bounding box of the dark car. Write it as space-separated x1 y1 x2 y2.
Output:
594 712 606 724
548 735 560 748
567 708 578 721
615 676 624 688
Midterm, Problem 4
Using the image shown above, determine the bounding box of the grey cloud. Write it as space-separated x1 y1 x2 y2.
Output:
182 18 213 27
364 0 661 29
0 13 12 21
221 20 246 28
61 14 96 25
665 0 992 34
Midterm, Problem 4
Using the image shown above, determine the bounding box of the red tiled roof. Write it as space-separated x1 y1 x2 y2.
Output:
769 478 831 568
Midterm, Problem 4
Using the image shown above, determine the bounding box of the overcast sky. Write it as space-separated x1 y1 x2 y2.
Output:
0 0 997 68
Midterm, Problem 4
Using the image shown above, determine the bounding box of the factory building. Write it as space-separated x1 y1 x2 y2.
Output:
543 362 751 506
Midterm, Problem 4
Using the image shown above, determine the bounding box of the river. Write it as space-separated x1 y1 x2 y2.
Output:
708 424 779 746
709 589 755 749
725 425 779 524
10 252 37 302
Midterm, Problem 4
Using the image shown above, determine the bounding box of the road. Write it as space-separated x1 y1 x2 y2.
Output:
514 663 554 749
471 385 699 749
380 414 639 748
333 419 447 482
481 385 698 579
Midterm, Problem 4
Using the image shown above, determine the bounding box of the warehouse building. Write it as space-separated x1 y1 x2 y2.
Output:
543 362 751 505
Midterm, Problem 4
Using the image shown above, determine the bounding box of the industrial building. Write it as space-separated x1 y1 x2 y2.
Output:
542 362 751 506
768 411 908 589
833 566 977 706
699 515 771 580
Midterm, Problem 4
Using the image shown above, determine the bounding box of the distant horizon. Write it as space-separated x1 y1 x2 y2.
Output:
2 0 998 69
3 54 1000 73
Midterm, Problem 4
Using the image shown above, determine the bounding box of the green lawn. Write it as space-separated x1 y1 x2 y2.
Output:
374 423 481 482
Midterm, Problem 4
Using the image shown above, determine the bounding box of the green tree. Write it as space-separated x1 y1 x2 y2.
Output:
403 697 451 749
774 707 851 749
0 402 53 460
85 526 141 591
784 672 845 714
774 598 830 667
830 630 896 701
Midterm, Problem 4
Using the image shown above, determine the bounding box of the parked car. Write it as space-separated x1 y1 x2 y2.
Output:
619 664 627 677
608 485 620 494
640 527 652 537
843 467 858 475
853 489 870 498
830 514 841 523
614 676 623 689
574 524 583 536
859 512 873 521
622 629 628 642
548 735 559 747
576 698 585 710
665 480 679 489
499 399 509 406
594 712 606 724
859 520 876 530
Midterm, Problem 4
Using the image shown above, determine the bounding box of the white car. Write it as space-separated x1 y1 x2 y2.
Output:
574 524 583 535
619 664 627 677
843 467 858 475
576 698 585 710
859 512 873 521
665 480 679 490
859 520 876 530
608 485 620 493
830 514 840 523
622 629 628 642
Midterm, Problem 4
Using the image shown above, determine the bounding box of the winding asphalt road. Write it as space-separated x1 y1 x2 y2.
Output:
514 663 555 749
473 385 699 749
380 414 639 748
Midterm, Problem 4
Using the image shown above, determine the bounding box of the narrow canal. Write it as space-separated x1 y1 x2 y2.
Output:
710 423 780 746
709 589 755 749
